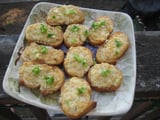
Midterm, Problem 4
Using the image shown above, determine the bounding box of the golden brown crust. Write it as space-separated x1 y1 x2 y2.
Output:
21 43 64 65
19 62 64 95
46 5 85 26
96 31 129 64
61 101 96 119
60 77 96 119
64 46 93 77
87 63 123 92
25 23 63 47
88 16 113 46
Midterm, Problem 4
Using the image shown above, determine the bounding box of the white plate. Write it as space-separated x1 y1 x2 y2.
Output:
3 2 136 116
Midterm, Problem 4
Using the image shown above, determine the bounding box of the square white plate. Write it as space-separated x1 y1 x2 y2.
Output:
3 2 136 116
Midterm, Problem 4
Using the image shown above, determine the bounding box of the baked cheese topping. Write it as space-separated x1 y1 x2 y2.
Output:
88 63 123 88
60 77 91 115
21 43 64 65
64 24 89 47
64 46 93 77
25 23 63 47
19 62 64 95
46 5 84 25
96 32 129 63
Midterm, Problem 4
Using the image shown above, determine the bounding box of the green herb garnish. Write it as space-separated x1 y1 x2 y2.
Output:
114 79 120 85
77 86 86 94
115 50 119 55
115 39 122 48
74 54 87 67
91 20 106 30
40 24 48 33
70 25 80 32
44 75 54 84
101 69 111 77
84 30 89 37
40 45 48 54
65 100 70 106
47 33 55 38
32 66 41 75
35 53 40 59
52 16 56 19
71 39 77 44
65 9 77 15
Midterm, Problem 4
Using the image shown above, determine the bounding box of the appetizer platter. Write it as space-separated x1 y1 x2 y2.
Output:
3 2 136 118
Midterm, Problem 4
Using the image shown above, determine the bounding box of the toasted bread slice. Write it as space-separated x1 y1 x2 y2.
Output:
88 63 123 92
25 23 63 47
96 31 129 64
60 77 96 119
64 24 89 47
64 46 93 77
46 5 84 26
21 43 64 65
88 16 113 45
19 62 64 95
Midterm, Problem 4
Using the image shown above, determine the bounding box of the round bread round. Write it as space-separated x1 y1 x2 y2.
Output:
60 77 96 119
88 16 113 45
25 23 63 47
21 43 64 65
64 24 89 47
46 5 84 25
64 46 93 77
19 62 64 95
88 63 123 92
96 31 129 64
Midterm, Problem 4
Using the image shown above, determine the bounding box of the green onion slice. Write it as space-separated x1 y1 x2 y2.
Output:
77 86 86 94
44 75 54 84
115 39 122 48
74 54 87 67
91 20 106 30
70 25 80 32
40 24 48 33
47 33 55 38
84 30 89 37
101 69 111 77
32 66 41 75
65 9 77 15
40 45 48 54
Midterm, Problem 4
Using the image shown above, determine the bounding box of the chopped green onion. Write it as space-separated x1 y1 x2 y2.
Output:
101 69 111 77
65 100 70 106
115 39 122 48
115 50 119 55
32 66 41 75
114 79 120 85
47 33 55 38
77 86 86 94
35 53 40 59
65 9 77 15
40 45 48 54
33 49 38 54
74 54 87 67
91 20 106 30
40 24 48 33
52 16 56 19
44 75 54 84
84 30 89 37
70 25 80 32
71 39 77 44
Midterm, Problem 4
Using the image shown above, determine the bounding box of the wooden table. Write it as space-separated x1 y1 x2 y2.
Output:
0 1 160 120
